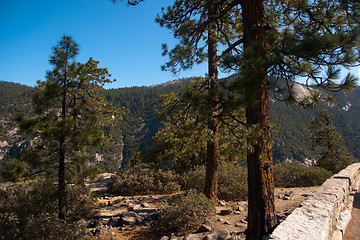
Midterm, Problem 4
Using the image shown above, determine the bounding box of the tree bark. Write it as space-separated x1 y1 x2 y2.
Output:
242 0 277 239
58 137 66 220
204 2 220 202
58 53 68 220
58 90 67 220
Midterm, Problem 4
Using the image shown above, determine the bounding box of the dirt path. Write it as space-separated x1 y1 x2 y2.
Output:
343 188 360 240
89 175 319 240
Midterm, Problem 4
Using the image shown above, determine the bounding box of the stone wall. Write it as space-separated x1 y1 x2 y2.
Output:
268 163 360 240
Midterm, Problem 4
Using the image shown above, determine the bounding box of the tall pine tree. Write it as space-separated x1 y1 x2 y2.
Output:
112 0 360 239
17 35 119 219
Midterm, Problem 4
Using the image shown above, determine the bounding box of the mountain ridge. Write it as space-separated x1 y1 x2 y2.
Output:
0 80 358 172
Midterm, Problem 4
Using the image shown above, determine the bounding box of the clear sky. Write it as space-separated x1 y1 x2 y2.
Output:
1 0 359 89
0 0 210 89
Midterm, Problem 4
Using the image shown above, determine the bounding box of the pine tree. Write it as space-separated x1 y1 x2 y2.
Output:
156 0 242 202
147 80 247 173
17 35 119 219
309 109 355 173
113 0 360 239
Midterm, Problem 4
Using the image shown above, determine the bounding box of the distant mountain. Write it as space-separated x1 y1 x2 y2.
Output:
271 87 360 163
0 80 359 173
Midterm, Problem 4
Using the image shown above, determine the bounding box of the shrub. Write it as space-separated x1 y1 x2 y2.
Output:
180 165 205 193
274 161 332 187
108 164 181 195
218 161 247 201
0 179 97 240
21 213 92 240
181 162 248 201
158 189 215 232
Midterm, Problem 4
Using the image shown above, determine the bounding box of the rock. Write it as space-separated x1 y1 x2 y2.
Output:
234 223 243 227
220 209 233 215
120 203 130 208
226 236 241 240
240 219 247 224
285 191 294 197
218 218 224 223
98 218 109 225
202 230 230 240
270 207 330 240
204 219 212 226
136 209 157 218
219 200 227 206
183 234 201 240
127 204 135 211
171 232 184 237
237 201 247 206
282 196 292 200
87 219 100 228
160 236 170 240
140 203 148 208
77 218 88 227
224 221 231 225
120 211 143 225
107 217 121 227
197 224 212 233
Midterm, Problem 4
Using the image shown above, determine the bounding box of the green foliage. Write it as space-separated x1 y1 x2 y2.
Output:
18 214 92 240
309 109 355 173
0 179 96 240
11 35 122 218
0 81 32 118
218 161 248 201
181 161 248 201
158 189 215 232
274 162 332 187
108 164 181 195
0 158 30 182
0 212 95 240
146 79 248 173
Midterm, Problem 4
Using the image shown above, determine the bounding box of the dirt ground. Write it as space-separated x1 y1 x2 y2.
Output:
89 174 319 240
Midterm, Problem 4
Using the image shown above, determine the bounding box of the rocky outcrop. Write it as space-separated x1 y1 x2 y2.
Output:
269 163 360 240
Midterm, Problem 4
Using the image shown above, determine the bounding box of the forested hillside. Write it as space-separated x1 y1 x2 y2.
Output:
271 87 360 163
0 80 359 171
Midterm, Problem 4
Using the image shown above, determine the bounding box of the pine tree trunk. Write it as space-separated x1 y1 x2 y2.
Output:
59 91 67 220
58 60 68 220
242 0 277 239
204 2 219 202
58 138 66 220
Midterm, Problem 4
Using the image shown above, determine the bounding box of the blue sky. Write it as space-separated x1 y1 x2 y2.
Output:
0 0 209 89
1 0 359 89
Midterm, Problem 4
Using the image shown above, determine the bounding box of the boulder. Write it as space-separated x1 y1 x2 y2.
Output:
220 209 233 216
183 234 201 240
120 211 143 225
197 224 212 233
202 230 230 240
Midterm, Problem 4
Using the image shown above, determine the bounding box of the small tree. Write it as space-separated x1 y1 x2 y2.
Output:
309 109 355 173
17 35 119 219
